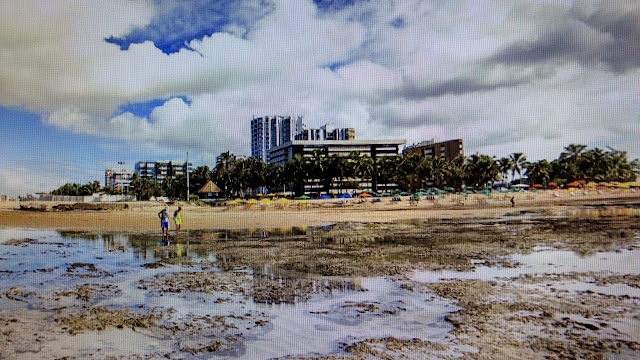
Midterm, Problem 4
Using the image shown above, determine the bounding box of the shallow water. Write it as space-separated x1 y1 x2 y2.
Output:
412 245 640 283
0 228 457 359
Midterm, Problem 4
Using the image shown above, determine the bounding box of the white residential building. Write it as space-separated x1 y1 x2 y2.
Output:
105 168 133 191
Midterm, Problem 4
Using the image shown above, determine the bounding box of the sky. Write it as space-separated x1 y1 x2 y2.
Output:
0 0 638 196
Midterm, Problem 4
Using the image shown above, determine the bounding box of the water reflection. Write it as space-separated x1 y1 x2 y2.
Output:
249 263 363 304
56 231 198 261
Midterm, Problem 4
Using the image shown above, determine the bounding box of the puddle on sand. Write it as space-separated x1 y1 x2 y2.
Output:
412 245 640 283
0 229 456 359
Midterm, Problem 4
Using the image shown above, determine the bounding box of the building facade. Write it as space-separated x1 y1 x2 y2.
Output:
251 115 305 163
105 168 133 191
135 161 193 181
270 139 406 194
294 124 355 141
403 139 463 161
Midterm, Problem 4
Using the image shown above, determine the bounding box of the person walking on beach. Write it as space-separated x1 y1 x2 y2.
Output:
173 206 183 237
510 196 515 207
158 207 170 240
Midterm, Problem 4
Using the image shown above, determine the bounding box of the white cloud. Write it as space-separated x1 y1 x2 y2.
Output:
1 0 638 166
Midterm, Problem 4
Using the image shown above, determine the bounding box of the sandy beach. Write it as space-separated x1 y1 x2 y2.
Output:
1 189 638 231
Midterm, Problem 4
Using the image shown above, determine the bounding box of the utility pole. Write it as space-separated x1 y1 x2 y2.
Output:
186 151 189 201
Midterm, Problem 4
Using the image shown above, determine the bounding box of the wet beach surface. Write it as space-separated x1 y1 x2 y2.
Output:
0 211 639 359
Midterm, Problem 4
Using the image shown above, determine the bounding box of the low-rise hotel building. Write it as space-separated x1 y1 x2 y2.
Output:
270 139 406 193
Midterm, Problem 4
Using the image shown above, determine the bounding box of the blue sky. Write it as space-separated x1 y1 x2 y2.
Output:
1 0 638 196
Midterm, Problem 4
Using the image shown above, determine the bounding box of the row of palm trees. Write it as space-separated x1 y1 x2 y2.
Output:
174 145 638 198
51 144 638 200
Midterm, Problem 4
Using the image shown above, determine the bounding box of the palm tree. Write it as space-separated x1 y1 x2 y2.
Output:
356 155 374 191
447 154 467 190
331 155 348 193
284 154 307 196
525 160 551 185
431 156 449 188
560 144 587 162
214 152 236 198
509 152 527 184
498 157 512 185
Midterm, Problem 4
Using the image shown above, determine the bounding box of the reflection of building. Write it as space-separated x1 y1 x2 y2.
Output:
251 116 305 163
403 139 463 161
135 161 193 181
105 168 133 191
295 124 355 141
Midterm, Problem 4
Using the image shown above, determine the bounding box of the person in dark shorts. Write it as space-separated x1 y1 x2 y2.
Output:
158 207 170 240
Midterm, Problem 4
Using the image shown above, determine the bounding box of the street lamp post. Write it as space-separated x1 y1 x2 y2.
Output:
186 151 189 201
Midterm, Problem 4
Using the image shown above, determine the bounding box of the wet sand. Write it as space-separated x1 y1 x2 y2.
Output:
0 192 639 359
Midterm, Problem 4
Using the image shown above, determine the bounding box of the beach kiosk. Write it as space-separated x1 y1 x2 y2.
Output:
197 180 222 201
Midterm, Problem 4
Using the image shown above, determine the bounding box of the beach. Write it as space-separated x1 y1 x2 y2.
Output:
1 189 638 359
1 189 637 231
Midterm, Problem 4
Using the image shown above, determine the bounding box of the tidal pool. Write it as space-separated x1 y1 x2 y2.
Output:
0 228 456 359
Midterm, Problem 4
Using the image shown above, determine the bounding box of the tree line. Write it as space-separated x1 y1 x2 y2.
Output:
51 144 638 200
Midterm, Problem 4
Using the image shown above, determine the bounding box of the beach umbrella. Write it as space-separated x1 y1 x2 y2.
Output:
338 194 351 198
512 184 530 188
277 198 291 203
380 192 392 197
566 181 581 188
297 195 310 199
318 194 331 199
246 199 258 204
358 193 372 198
399 192 412 196
261 199 273 205
444 187 455 192
418 188 428 192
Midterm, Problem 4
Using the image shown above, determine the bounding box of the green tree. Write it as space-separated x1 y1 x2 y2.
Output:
284 154 307 196
525 160 551 185
509 152 527 184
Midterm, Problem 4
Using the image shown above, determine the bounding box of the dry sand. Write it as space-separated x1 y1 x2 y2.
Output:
1 189 637 231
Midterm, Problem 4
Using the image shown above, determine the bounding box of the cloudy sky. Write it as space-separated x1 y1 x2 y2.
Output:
1 0 638 196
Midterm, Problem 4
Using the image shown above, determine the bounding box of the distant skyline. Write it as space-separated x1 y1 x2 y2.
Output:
1 0 638 196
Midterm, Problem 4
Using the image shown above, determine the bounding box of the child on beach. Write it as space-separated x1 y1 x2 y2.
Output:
158 207 170 240
173 207 182 237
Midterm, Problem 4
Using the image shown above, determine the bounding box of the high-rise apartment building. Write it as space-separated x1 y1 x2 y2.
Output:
251 116 304 163
135 161 193 181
